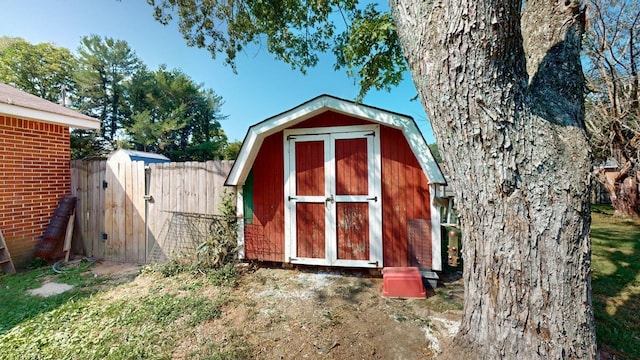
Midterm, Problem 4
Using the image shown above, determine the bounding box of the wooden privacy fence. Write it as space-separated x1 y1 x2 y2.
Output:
70 160 234 264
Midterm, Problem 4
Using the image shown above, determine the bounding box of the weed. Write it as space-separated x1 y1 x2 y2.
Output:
425 287 463 312
26 257 45 270
194 189 239 269
322 309 342 328
209 263 239 287
179 280 203 291
255 273 268 285
142 259 188 277
394 314 408 322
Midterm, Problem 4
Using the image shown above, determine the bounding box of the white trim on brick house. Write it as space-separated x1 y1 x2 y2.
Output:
0 83 100 130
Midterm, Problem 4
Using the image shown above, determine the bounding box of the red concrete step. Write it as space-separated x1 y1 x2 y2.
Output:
382 267 426 298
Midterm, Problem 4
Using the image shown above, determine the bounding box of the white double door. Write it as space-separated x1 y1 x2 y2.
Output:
284 125 382 268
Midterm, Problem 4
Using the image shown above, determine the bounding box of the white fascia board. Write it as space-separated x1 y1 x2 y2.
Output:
403 127 446 184
225 129 262 186
236 187 245 260
325 97 408 127
0 103 101 130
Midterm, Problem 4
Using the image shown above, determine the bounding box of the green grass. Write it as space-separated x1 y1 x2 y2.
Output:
0 261 106 335
590 205 640 359
0 264 242 359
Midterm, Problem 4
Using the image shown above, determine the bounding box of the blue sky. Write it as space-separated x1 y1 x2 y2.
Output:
0 0 434 143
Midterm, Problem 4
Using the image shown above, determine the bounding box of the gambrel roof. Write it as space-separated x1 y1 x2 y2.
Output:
0 83 100 129
226 94 445 186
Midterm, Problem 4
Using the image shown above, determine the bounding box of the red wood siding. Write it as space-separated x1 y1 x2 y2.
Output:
0 115 71 266
381 126 432 267
245 132 285 261
291 111 372 129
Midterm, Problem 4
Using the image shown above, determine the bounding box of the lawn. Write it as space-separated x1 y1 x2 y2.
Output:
0 207 638 359
0 262 244 359
590 205 640 359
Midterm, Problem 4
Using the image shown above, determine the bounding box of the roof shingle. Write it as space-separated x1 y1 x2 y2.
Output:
0 83 100 129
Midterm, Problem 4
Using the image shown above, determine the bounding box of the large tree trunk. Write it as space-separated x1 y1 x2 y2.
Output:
389 0 598 358
614 176 640 217
595 161 640 218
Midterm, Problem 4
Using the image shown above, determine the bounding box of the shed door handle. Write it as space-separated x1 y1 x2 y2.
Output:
326 195 334 205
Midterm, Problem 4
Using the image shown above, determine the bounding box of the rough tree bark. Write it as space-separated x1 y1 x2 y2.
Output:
389 0 598 358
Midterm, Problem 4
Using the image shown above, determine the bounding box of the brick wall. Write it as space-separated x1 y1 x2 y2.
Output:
0 115 71 266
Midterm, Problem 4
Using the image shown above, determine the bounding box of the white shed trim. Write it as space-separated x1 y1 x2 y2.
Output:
225 94 445 186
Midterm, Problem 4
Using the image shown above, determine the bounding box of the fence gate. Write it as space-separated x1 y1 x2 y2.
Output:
71 160 233 264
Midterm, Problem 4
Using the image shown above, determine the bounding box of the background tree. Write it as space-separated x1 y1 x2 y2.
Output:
428 143 442 164
0 37 110 160
148 0 598 358
126 65 228 160
223 140 242 160
75 35 142 142
69 129 111 160
584 0 640 217
0 37 77 103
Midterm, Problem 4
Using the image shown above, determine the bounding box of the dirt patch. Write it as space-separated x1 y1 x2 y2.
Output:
28 282 74 297
174 266 464 359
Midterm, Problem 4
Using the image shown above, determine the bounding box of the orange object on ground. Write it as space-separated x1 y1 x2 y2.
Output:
382 267 427 298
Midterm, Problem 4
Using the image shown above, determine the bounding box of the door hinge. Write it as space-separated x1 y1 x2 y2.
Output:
367 196 378 202
288 196 298 201
101 232 108 242
102 180 108 189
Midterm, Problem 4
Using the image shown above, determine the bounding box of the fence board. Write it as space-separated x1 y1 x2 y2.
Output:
70 162 80 254
206 161 216 214
105 161 116 261
198 163 207 214
134 161 146 263
71 160 233 264
124 162 135 262
169 162 178 213
97 161 106 259
188 162 198 212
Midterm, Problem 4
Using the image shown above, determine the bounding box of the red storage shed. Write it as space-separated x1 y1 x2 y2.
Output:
226 95 446 272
